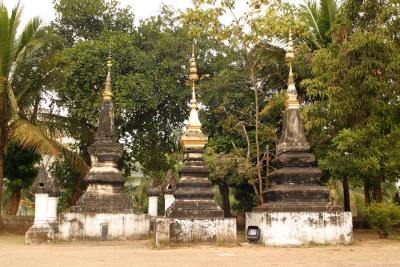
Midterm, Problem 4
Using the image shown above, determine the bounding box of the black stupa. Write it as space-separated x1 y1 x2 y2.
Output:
254 32 341 213
165 45 224 219
71 53 133 213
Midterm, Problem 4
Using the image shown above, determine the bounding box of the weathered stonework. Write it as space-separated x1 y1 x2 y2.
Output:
25 226 55 245
155 217 236 246
58 213 149 241
166 147 224 219
246 211 352 246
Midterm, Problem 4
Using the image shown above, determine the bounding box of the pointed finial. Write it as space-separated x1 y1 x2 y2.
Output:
285 28 299 109
103 50 113 100
186 42 202 132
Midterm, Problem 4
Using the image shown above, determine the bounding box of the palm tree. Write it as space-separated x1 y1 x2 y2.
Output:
0 2 88 215
299 0 338 48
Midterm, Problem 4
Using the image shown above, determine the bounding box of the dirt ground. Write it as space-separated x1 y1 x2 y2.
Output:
0 230 399 267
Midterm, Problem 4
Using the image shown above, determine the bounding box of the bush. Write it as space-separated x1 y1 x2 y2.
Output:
365 202 400 238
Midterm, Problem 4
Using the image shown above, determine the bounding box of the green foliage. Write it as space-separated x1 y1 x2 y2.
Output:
365 202 400 238
4 143 41 193
124 175 147 213
49 159 82 212
0 2 87 213
53 7 194 175
53 0 134 43
302 5 400 201
299 0 338 48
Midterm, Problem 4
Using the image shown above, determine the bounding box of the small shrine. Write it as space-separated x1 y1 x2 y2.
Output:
161 170 177 213
25 165 56 244
147 177 161 217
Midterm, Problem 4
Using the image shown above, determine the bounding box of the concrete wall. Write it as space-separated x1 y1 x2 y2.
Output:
0 215 34 234
155 218 236 246
59 213 150 241
246 211 353 246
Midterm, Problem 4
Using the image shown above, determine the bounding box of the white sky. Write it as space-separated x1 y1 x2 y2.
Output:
4 0 301 29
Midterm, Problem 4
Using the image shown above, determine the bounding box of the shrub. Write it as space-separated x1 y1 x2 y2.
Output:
365 202 400 238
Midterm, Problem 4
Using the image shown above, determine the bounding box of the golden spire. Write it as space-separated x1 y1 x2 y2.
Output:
285 29 299 109
186 43 202 132
102 51 113 100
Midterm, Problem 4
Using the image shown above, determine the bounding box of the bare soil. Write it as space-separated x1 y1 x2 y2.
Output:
0 230 399 267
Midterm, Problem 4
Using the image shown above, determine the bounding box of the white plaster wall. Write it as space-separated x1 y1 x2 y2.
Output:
246 211 353 246
155 218 236 246
34 194 49 227
148 196 158 216
58 213 150 241
47 197 58 223
164 194 175 212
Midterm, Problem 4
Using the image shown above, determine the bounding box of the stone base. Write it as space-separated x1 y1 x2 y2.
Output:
155 217 236 246
58 212 150 241
246 211 352 246
25 225 55 244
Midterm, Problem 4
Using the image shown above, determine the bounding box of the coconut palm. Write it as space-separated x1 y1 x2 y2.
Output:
0 2 88 214
300 0 338 48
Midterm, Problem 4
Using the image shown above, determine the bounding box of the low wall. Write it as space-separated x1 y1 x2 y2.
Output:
155 217 237 246
246 211 353 246
59 212 150 241
0 215 34 235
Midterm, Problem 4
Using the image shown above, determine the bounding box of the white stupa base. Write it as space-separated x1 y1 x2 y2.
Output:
246 211 353 246
155 217 236 246
58 212 150 241
25 223 55 244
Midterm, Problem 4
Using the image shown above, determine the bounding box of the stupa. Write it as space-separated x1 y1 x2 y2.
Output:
155 45 236 246
58 53 150 241
246 31 353 246
25 165 55 244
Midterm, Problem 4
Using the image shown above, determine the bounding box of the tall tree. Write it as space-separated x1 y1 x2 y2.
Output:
0 2 86 214
302 0 400 207
53 6 196 176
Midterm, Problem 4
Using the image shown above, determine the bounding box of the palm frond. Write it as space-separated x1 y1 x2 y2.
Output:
319 0 337 41
11 18 44 82
34 112 94 141
300 0 323 43
17 17 42 55
10 119 88 174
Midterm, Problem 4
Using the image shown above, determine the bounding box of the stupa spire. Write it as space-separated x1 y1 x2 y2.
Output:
95 50 115 141
186 43 202 133
103 51 113 100
285 29 300 109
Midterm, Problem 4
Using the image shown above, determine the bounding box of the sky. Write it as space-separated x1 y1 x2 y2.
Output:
4 0 301 29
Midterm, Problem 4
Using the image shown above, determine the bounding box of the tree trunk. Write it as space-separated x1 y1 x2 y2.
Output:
342 176 351 212
69 174 84 206
218 182 231 218
251 68 263 204
6 191 21 215
373 178 382 203
265 145 270 191
364 181 371 206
